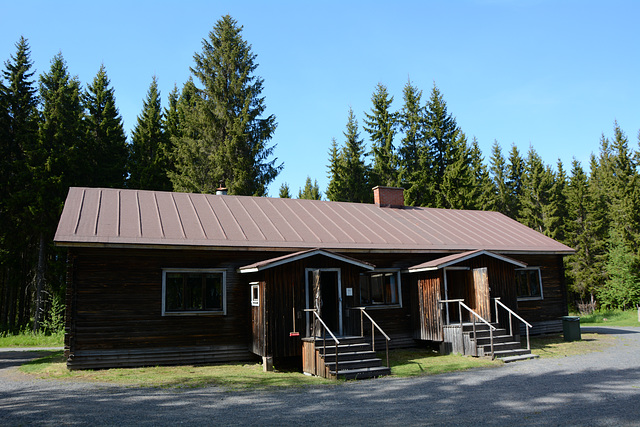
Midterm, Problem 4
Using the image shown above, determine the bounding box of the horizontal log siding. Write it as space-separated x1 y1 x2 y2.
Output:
515 254 568 326
65 247 273 368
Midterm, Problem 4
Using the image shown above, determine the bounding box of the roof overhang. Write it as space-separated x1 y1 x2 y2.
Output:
237 248 375 273
405 249 527 273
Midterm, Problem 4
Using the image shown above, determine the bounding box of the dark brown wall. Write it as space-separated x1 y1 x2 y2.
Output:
515 254 568 322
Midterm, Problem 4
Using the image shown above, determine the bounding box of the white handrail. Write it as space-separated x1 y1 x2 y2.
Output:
352 307 391 341
459 301 496 330
494 297 532 351
304 309 340 344
494 298 532 328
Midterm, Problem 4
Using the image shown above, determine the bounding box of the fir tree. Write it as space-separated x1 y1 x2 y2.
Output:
128 76 172 191
172 15 281 196
298 176 322 200
363 83 398 187
83 64 128 188
469 137 495 210
440 132 475 209
326 137 342 202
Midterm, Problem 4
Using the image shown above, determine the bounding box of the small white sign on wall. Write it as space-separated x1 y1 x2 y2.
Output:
346 287 353 297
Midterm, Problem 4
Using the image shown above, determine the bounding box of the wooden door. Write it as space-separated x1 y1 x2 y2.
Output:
472 267 491 322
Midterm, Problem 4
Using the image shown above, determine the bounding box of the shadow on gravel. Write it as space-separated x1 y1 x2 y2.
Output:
1 363 639 425
0 350 55 370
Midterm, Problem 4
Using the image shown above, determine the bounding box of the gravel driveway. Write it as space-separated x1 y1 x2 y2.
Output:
1 326 639 426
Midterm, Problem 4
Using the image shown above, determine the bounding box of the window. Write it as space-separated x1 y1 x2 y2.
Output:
360 271 401 307
162 269 226 315
250 283 260 306
516 268 543 300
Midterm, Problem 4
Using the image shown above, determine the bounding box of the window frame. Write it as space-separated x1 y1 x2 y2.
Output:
250 282 260 306
515 267 544 301
359 269 402 308
162 268 227 316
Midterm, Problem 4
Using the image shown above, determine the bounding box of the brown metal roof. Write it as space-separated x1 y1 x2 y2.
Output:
54 187 574 254
406 250 528 273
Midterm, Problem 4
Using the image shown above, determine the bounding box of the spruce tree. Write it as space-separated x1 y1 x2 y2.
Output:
440 132 475 209
31 53 84 330
339 108 371 203
505 144 525 219
469 137 495 210
363 83 398 187
172 15 281 196
398 80 429 206
83 64 127 188
326 137 342 202
489 141 509 214
278 182 291 198
424 84 459 208
128 76 172 191
298 177 322 200
519 146 553 234
0 37 39 332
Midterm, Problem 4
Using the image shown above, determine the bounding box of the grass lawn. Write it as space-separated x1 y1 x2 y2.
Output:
0 331 64 348
15 329 623 389
527 332 617 358
578 309 640 327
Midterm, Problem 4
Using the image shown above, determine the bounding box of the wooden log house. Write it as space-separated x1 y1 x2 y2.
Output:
54 186 573 375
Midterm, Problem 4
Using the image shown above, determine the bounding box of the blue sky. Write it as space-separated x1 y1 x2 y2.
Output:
2 0 639 197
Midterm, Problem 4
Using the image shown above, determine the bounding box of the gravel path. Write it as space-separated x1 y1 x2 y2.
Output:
1 327 639 426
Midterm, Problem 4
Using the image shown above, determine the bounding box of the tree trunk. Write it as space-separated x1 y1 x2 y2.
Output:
33 232 47 332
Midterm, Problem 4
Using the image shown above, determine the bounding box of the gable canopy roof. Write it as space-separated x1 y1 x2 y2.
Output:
54 187 574 254
238 248 375 273
405 250 527 273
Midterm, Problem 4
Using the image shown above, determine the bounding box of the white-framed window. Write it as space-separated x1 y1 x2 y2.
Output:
162 269 226 315
516 267 543 301
359 270 402 307
250 282 260 306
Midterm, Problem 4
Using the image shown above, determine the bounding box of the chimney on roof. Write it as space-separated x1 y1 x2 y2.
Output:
216 180 228 195
373 186 404 208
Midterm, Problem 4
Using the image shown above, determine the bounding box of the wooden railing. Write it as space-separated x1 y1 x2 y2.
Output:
352 307 391 368
494 297 532 350
304 309 340 375
439 299 496 357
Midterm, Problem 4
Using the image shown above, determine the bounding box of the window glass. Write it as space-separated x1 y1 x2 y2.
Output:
163 270 225 314
360 272 401 307
516 268 543 299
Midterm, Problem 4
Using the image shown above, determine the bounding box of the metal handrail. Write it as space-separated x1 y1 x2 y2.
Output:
439 299 495 358
351 307 391 368
304 309 340 376
494 297 532 350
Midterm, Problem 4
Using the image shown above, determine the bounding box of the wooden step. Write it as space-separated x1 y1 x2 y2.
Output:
322 350 376 363
316 343 371 355
499 353 539 363
330 366 391 380
324 358 384 371
493 348 533 358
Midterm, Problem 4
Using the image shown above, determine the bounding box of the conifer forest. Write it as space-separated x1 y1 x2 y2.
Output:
1 15 639 334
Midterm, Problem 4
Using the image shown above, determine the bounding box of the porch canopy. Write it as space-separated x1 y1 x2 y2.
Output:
237 248 375 273
405 249 527 273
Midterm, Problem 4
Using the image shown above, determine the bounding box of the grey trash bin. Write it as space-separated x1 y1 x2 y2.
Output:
562 316 581 341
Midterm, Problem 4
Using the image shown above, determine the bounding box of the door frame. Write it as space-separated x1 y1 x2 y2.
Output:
304 268 343 337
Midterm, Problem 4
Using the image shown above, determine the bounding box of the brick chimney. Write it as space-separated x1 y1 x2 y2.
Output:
373 186 404 208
